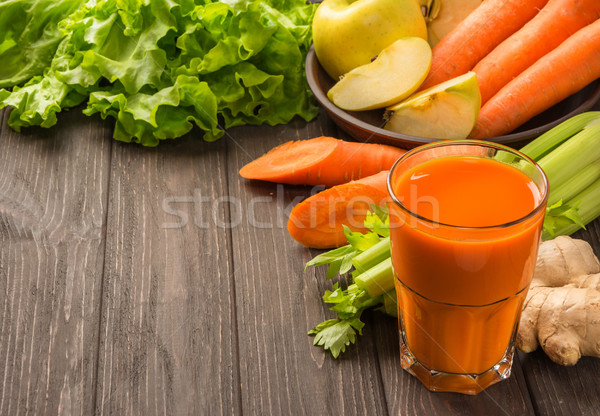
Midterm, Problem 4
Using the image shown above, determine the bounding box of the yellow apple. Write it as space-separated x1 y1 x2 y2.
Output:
384 71 481 139
312 0 428 80
327 37 432 111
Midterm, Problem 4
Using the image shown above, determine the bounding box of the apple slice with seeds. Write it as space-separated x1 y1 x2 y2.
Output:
313 0 427 80
384 71 481 140
327 37 432 112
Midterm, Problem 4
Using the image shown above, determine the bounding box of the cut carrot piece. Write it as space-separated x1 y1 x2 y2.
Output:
469 19 600 139
287 171 390 248
473 0 600 104
239 136 405 187
418 0 548 91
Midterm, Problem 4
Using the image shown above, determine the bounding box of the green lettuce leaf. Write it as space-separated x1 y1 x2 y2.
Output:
0 0 319 146
0 0 85 88
84 74 221 145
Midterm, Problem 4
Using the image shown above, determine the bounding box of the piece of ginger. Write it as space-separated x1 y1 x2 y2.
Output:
517 235 600 366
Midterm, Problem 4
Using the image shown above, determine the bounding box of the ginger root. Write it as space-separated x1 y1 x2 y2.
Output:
517 236 600 366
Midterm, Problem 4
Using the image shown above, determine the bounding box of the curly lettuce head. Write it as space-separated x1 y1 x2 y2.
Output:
0 0 319 146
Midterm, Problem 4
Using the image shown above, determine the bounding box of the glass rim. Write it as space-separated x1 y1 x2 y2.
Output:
386 139 549 230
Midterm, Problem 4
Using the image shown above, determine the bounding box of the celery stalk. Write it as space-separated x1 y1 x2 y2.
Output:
382 290 398 318
542 178 600 240
547 161 600 206
520 111 600 161
354 257 394 297
308 113 600 358
537 120 600 190
352 237 390 274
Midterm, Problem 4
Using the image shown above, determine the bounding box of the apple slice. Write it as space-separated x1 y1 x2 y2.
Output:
383 71 481 139
426 0 483 48
313 0 428 80
327 37 432 111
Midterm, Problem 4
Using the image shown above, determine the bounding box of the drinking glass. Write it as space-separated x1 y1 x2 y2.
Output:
387 140 548 394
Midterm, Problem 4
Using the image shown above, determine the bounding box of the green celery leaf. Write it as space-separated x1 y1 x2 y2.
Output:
322 283 346 304
308 318 339 336
306 205 394 358
347 316 366 333
325 259 343 280
304 244 360 279
339 253 355 275
369 204 389 221
364 208 390 237
304 245 356 269
543 200 586 238
305 205 392 280
308 319 358 359
343 225 381 251
324 283 379 320
330 302 360 320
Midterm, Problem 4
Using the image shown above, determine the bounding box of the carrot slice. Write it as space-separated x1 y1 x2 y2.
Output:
418 0 548 91
473 0 600 104
239 136 405 187
287 171 390 249
469 19 600 139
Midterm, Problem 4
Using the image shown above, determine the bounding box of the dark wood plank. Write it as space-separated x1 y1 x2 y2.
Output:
519 350 600 416
94 135 240 415
517 219 600 416
0 108 112 415
574 219 600 255
227 117 389 415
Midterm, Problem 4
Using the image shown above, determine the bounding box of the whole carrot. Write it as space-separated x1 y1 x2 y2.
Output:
239 136 405 187
469 19 600 139
474 0 600 104
287 171 389 248
419 0 548 91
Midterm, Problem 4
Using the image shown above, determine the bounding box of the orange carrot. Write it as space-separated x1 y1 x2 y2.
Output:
469 19 600 139
287 171 389 248
418 0 548 91
239 136 404 187
474 0 600 104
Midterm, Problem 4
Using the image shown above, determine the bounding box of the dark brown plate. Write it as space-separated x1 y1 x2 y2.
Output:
305 45 600 149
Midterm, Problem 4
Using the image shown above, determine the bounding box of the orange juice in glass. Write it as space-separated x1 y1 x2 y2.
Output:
387 141 548 394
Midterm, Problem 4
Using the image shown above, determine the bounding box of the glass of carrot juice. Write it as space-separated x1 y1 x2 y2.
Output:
387 140 548 395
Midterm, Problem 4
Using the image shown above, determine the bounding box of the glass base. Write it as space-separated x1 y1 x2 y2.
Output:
399 339 514 395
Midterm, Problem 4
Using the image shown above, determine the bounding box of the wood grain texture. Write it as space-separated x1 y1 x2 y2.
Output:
2 98 600 416
517 219 600 416
518 351 600 416
0 108 111 415
94 137 240 415
226 117 389 415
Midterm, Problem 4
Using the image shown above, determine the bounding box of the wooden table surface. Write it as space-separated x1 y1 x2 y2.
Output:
1 103 599 416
